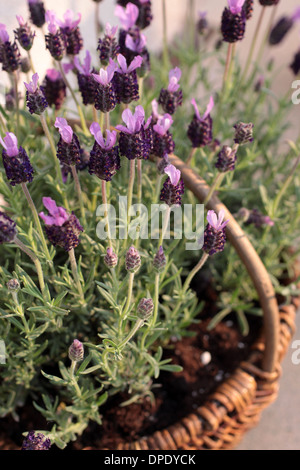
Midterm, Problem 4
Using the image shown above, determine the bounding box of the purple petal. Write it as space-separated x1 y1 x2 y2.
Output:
115 124 132 134
54 117 73 144
292 7 300 22
16 15 25 26
0 132 19 157
89 122 101 139
0 23 9 42
127 55 143 73
153 114 173 136
190 98 201 121
116 53 128 73
228 0 245 15
105 23 118 38
45 10 59 34
46 68 61 81
169 67 181 82
202 96 214 120
114 3 139 30
164 164 181 186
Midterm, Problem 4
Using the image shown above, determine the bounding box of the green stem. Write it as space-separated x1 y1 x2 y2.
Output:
127 159 136 227
70 361 82 397
203 172 225 206
158 205 171 248
21 183 52 263
57 61 89 136
27 50 36 74
182 253 209 294
222 43 233 93
255 3 279 71
13 237 46 298
118 318 144 351
39 114 63 184
241 6 266 84
122 272 135 321
186 147 198 166
102 180 112 249
12 71 20 140
68 248 84 301
71 166 86 226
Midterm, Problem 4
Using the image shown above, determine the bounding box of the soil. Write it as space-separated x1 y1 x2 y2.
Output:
0 271 263 451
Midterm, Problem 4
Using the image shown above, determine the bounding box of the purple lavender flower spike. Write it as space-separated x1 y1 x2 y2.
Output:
215 145 237 172
97 23 120 66
244 208 274 228
22 431 51 451
202 210 229 256
160 164 184 206
290 50 300 76
113 53 143 104
54 117 82 167
116 0 153 30
158 67 183 115
45 10 66 61
104 246 118 268
89 122 120 181
74 50 97 106
269 7 300 46
14 16 35 51
187 96 214 148
153 245 166 272
0 211 17 244
40 68 66 110
92 60 118 112
152 114 175 158
0 24 21 73
221 0 246 43
24 73 48 115
39 197 83 252
125 245 141 273
69 339 84 362
243 0 254 20
27 0 46 28
259 0 279 6
125 32 150 76
57 9 83 56
0 132 34 186
115 3 139 31
116 105 153 160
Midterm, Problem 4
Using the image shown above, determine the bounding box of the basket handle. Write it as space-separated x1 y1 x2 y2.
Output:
170 154 280 373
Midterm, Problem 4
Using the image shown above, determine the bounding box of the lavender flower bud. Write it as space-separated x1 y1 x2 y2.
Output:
0 132 34 186
97 24 120 66
187 97 214 148
221 6 246 43
28 0 46 28
152 114 175 158
233 122 254 145
137 297 154 320
160 164 184 207
40 70 66 111
269 17 293 45
24 73 48 115
104 247 118 268
243 0 254 20
68 339 84 362
0 40 21 73
21 57 31 73
153 246 166 272
259 0 280 6
202 210 229 256
125 245 141 273
14 17 35 51
0 211 17 244
22 431 51 450
39 197 83 252
45 31 66 61
244 208 274 228
89 144 120 181
7 278 20 291
290 50 300 76
77 73 96 106
55 117 82 167
61 26 83 56
113 68 140 104
158 88 182 116
215 145 237 172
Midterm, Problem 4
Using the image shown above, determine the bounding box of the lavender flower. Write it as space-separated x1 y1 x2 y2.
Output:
125 31 150 76
115 3 142 60
116 0 153 30
233 122 254 145
259 0 280 6
40 68 66 110
243 0 254 20
197 12 209 35
92 60 118 112
113 53 143 104
202 210 229 256
74 50 97 106
24 73 48 115
137 297 154 320
160 164 184 206
215 145 237 172
221 0 247 43
14 15 35 51
54 117 82 167
68 339 84 362
187 96 214 148
89 122 120 181
7 278 20 291
125 245 141 273
39 197 83 252
116 105 153 160
22 431 51 451
152 113 175 158
0 211 17 244
104 247 118 268
153 245 166 272
0 24 21 73
290 50 300 76
97 23 120 66
243 208 274 228
27 0 46 28
0 132 34 186
45 10 66 61
57 9 83 56
269 8 300 45
158 67 183 115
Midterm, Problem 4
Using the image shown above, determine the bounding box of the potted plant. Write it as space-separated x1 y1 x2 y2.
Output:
0 0 299 451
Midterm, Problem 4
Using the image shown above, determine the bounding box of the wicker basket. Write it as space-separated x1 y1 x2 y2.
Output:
112 154 297 450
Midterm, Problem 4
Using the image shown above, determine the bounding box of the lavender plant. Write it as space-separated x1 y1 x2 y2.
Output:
0 0 299 450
